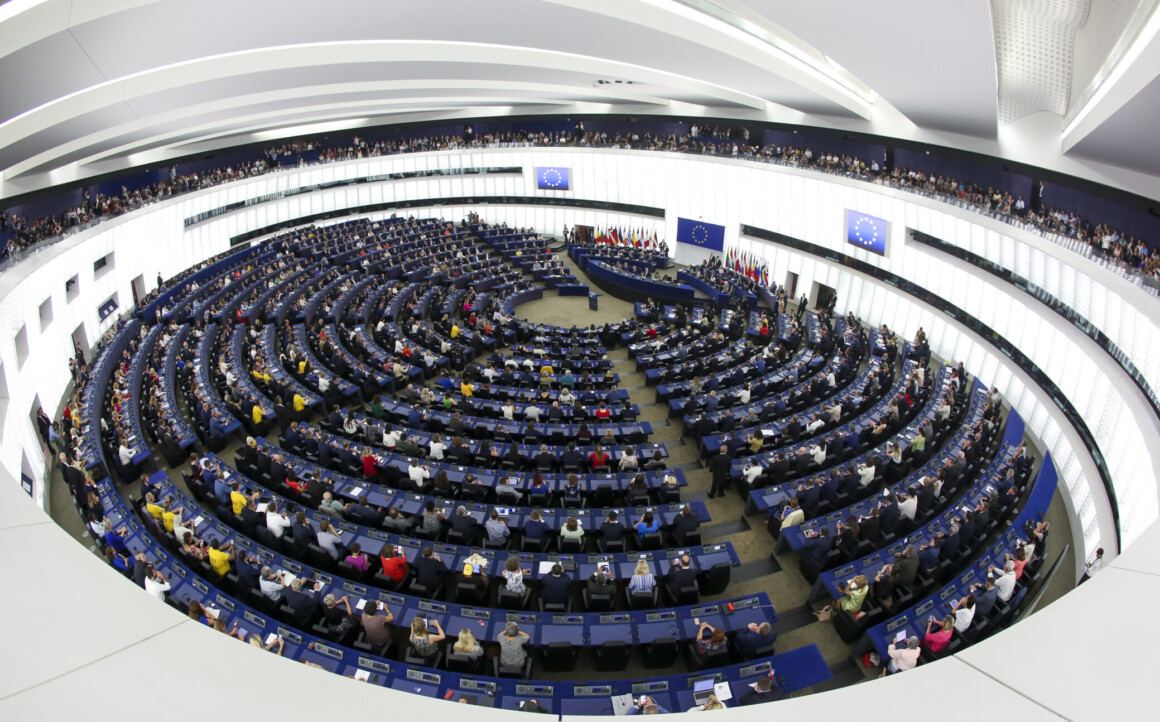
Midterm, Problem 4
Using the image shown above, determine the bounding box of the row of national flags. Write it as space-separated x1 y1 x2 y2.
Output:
724 245 771 288
593 226 660 250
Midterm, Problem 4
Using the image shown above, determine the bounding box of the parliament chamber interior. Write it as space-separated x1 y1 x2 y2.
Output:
0 2 1158 720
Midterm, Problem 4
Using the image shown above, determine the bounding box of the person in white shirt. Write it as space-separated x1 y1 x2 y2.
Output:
809 441 827 466
990 560 1017 602
482 366 498 382
408 460 431 487
143 568 171 602
428 434 446 460
1080 547 1104 584
501 402 515 421
265 503 292 539
828 403 842 423
382 427 400 448
897 493 918 521
883 636 921 675
318 376 331 393
952 595 976 632
856 461 876 487
805 415 825 434
118 442 135 466
738 386 751 404
825 369 837 388
559 387 575 404
742 462 763 485
525 405 541 422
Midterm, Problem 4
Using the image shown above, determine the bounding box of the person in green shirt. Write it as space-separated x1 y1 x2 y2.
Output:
912 430 926 453
370 395 386 420
837 575 870 614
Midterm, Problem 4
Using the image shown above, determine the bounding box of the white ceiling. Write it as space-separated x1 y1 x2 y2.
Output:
0 0 1158 199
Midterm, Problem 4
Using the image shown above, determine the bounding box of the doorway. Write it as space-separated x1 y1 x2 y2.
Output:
784 271 798 299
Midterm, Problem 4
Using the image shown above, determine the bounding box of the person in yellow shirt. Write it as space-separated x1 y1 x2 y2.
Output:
144 493 164 521
292 394 306 413
160 499 183 533
251 368 270 384
230 484 257 515
450 325 460 339
539 364 555 375
252 405 264 425
207 539 235 576
298 360 307 375
460 381 474 397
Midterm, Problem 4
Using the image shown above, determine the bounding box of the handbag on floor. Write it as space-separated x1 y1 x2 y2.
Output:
814 605 834 622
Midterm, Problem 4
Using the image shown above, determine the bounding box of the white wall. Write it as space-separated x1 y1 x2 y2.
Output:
3 147 1155 565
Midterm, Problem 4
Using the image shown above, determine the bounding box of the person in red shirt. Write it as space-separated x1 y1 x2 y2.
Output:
589 445 610 469
362 449 379 479
380 546 408 584
645 326 657 339
595 402 611 420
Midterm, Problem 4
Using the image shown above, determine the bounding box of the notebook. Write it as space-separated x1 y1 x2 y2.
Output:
610 694 634 715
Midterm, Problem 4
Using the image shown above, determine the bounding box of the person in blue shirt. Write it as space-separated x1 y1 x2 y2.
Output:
523 509 548 541
918 539 942 571
634 511 660 539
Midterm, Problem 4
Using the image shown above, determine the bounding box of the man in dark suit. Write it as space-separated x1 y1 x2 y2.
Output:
665 555 699 599
709 445 732 498
972 578 999 617
739 675 782 705
413 546 447 592
600 511 626 545
801 527 833 568
540 564 573 606
533 444 556 471
284 578 322 622
671 504 700 545
274 397 290 436
733 622 776 659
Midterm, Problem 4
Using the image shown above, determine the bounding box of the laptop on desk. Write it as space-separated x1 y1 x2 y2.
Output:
692 678 715 705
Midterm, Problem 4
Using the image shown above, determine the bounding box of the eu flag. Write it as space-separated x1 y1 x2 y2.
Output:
845 210 889 256
536 167 570 190
676 217 726 252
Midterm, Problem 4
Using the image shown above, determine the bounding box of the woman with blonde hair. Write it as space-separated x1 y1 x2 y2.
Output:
453 627 483 660
628 558 656 594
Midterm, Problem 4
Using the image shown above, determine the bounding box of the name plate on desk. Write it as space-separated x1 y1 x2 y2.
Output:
959 569 977 585
154 549 169 563
940 587 957 601
507 612 537 623
886 616 909 632
834 565 856 578
575 685 613 696
600 614 631 624
516 684 553 696
915 600 934 617
215 595 236 612
312 572 332 585
380 592 405 605
665 548 690 559
738 662 772 677
587 554 613 564
689 604 719 616
552 615 583 625
632 681 668 694
460 679 496 694
258 550 275 563
358 656 392 674
171 565 187 579
234 538 252 550
367 529 391 541
400 537 421 548
460 607 491 619
419 600 447 614
862 553 882 568
645 611 676 622
313 642 343 660
243 610 266 628
687 673 722 688
191 578 209 594
825 512 843 522
730 597 760 610
343 582 368 595
276 627 303 644
406 669 441 684
702 543 726 553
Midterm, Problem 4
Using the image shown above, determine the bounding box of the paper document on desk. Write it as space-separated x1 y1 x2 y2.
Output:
265 633 279 647
610 693 634 715
354 669 371 682
713 682 732 702
538 561 556 574
280 571 296 585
